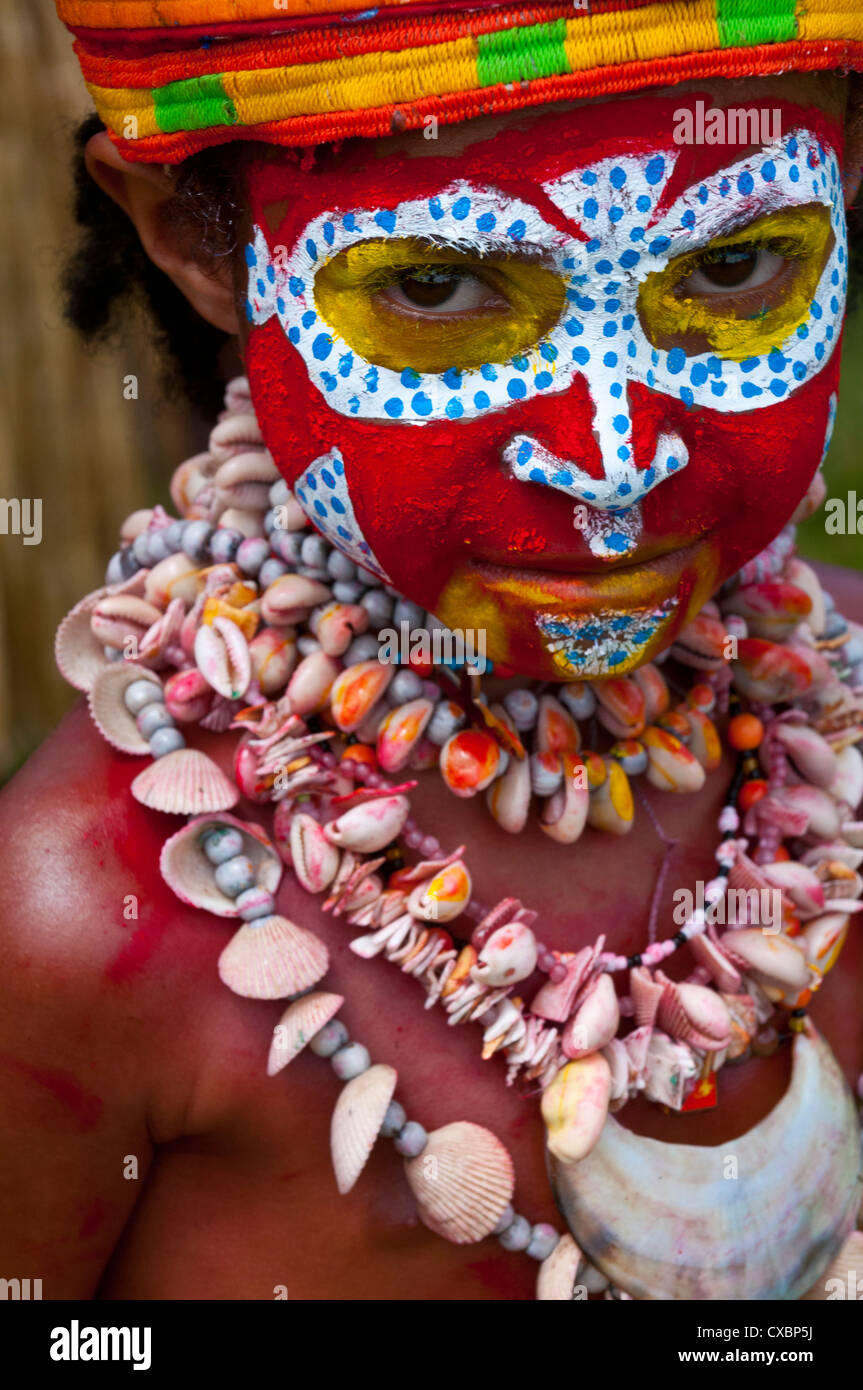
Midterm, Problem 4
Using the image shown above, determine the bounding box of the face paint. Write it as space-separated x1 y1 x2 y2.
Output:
242 95 846 680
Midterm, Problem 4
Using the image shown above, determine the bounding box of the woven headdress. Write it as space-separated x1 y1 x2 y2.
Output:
57 0 863 162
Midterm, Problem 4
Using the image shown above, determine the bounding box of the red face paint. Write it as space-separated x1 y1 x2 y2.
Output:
242 94 845 678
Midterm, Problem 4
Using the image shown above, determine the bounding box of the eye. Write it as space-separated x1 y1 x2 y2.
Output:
380 269 509 316
314 237 566 373
637 203 833 362
681 246 786 295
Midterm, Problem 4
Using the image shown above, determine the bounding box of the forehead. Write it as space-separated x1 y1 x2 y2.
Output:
249 88 844 214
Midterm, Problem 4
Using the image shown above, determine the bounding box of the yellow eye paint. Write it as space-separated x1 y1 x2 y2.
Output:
314 238 566 373
638 204 833 362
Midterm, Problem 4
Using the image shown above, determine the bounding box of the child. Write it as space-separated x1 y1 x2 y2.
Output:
1 1 862 1301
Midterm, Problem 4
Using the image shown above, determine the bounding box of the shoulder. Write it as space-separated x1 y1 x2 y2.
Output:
0 701 269 1141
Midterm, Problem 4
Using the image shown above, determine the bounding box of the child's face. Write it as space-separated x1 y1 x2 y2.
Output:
239 83 847 678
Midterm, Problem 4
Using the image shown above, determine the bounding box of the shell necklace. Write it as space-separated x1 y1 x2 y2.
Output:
55 376 863 1300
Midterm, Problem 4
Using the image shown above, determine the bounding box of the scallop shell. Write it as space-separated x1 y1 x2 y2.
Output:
55 587 111 691
549 1031 863 1300
403 1121 515 1245
267 991 344 1075
160 812 282 916
131 748 239 816
218 914 329 999
536 1233 584 1301
330 1062 398 1195
629 964 665 1029
656 975 731 1051
87 662 163 754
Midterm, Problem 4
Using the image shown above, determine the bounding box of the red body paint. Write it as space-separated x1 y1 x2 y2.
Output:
0 1052 103 1131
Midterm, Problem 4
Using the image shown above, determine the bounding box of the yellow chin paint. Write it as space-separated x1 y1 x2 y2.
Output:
313 238 566 374
638 203 833 361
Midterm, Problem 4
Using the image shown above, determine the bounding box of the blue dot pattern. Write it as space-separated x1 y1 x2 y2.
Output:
245 131 845 511
536 597 678 678
293 447 391 581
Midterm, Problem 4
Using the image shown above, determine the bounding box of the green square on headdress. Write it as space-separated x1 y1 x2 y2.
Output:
153 73 239 134
717 0 799 48
477 19 571 88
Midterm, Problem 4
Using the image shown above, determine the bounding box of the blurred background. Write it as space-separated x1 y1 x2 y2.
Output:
1 3 861 782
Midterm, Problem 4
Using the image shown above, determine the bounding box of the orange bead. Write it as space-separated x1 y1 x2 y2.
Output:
738 778 768 812
773 844 791 862
727 713 765 751
341 743 377 768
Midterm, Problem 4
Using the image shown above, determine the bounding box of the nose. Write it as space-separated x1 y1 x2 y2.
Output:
503 370 689 513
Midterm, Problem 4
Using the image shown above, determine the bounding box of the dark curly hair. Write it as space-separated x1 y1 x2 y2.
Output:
62 112 863 415
61 114 251 417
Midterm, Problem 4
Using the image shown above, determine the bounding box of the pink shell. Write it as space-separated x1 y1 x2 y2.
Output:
671 612 727 671
267 991 344 1076
132 748 240 816
88 662 163 754
164 667 213 723
530 941 603 1023
194 617 251 701
208 412 265 462
286 650 341 715
323 795 409 853
486 748 531 835
536 694 581 754
376 698 434 774
403 1121 514 1245
90 594 163 650
561 973 620 1059
631 663 670 723
261 575 332 627
330 660 395 734
160 812 281 916
312 602 370 658
656 973 731 1051
289 811 341 892
55 587 112 691
330 1062 398 1195
594 677 647 740
688 934 743 993
218 914 329 999
629 964 665 1028
539 753 589 844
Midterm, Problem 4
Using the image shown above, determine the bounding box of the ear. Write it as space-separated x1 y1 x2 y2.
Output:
85 130 240 334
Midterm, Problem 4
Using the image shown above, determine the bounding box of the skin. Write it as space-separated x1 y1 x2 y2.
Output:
0 76 861 1300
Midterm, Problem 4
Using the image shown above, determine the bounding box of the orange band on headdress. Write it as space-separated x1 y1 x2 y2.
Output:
55 0 863 161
